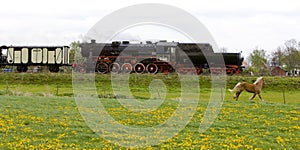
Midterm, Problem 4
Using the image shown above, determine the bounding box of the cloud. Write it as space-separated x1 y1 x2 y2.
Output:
0 0 300 58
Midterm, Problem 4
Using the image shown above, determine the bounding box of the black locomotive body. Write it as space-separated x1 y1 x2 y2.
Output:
78 40 244 74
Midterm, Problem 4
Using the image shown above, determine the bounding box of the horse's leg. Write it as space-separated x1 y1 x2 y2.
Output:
249 93 256 101
232 93 236 100
258 94 264 102
235 92 241 101
233 91 238 99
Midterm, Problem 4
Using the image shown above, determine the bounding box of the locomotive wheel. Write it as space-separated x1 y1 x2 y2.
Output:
121 63 132 73
134 63 145 74
96 62 109 74
109 63 120 74
49 65 59 72
17 66 28 72
146 63 158 74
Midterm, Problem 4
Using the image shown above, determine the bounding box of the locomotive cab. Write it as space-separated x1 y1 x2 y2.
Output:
156 41 177 62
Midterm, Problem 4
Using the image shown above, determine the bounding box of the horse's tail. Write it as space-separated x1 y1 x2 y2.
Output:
228 89 234 93
228 82 241 93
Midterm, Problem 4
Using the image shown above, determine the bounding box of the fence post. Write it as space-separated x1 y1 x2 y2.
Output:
283 89 286 104
156 89 161 99
6 80 8 94
221 88 224 100
56 85 59 96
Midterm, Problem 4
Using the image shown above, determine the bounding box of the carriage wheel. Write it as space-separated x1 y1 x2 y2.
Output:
146 63 158 74
17 66 28 72
96 62 108 74
109 62 120 74
121 63 132 73
134 63 145 74
49 65 59 72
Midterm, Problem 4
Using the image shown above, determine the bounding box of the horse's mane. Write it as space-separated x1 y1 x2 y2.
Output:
254 77 263 85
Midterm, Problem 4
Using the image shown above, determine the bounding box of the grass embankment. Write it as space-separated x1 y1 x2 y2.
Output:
0 73 299 149
0 73 299 104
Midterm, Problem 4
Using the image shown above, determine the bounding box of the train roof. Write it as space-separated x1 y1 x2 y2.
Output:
80 40 213 50
1 45 69 49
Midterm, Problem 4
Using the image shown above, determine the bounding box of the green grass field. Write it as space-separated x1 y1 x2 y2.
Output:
0 73 299 149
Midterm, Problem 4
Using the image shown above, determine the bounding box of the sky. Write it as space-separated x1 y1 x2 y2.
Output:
1 0 300 58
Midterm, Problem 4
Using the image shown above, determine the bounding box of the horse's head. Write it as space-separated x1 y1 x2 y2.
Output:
261 77 266 85
254 77 265 86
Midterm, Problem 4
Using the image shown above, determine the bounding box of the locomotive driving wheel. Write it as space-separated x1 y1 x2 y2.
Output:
96 62 109 74
121 63 132 73
146 63 158 74
109 63 120 74
134 63 145 74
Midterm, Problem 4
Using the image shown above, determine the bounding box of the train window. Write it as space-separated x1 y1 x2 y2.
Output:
164 47 170 53
170 47 176 61
157 46 164 53
170 47 175 53
158 55 170 62
1 48 7 56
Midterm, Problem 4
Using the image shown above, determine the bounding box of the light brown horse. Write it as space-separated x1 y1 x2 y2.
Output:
229 77 265 102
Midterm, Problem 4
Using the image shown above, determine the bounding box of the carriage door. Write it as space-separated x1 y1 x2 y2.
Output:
55 48 63 64
7 48 14 64
31 48 43 64
21 48 29 64
42 48 48 64
62 46 69 65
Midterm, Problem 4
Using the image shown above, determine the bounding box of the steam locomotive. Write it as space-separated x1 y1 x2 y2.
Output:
77 40 244 75
0 45 70 72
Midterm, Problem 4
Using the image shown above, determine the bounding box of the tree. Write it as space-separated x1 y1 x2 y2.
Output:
271 46 284 67
248 48 268 75
69 41 84 63
282 39 300 75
